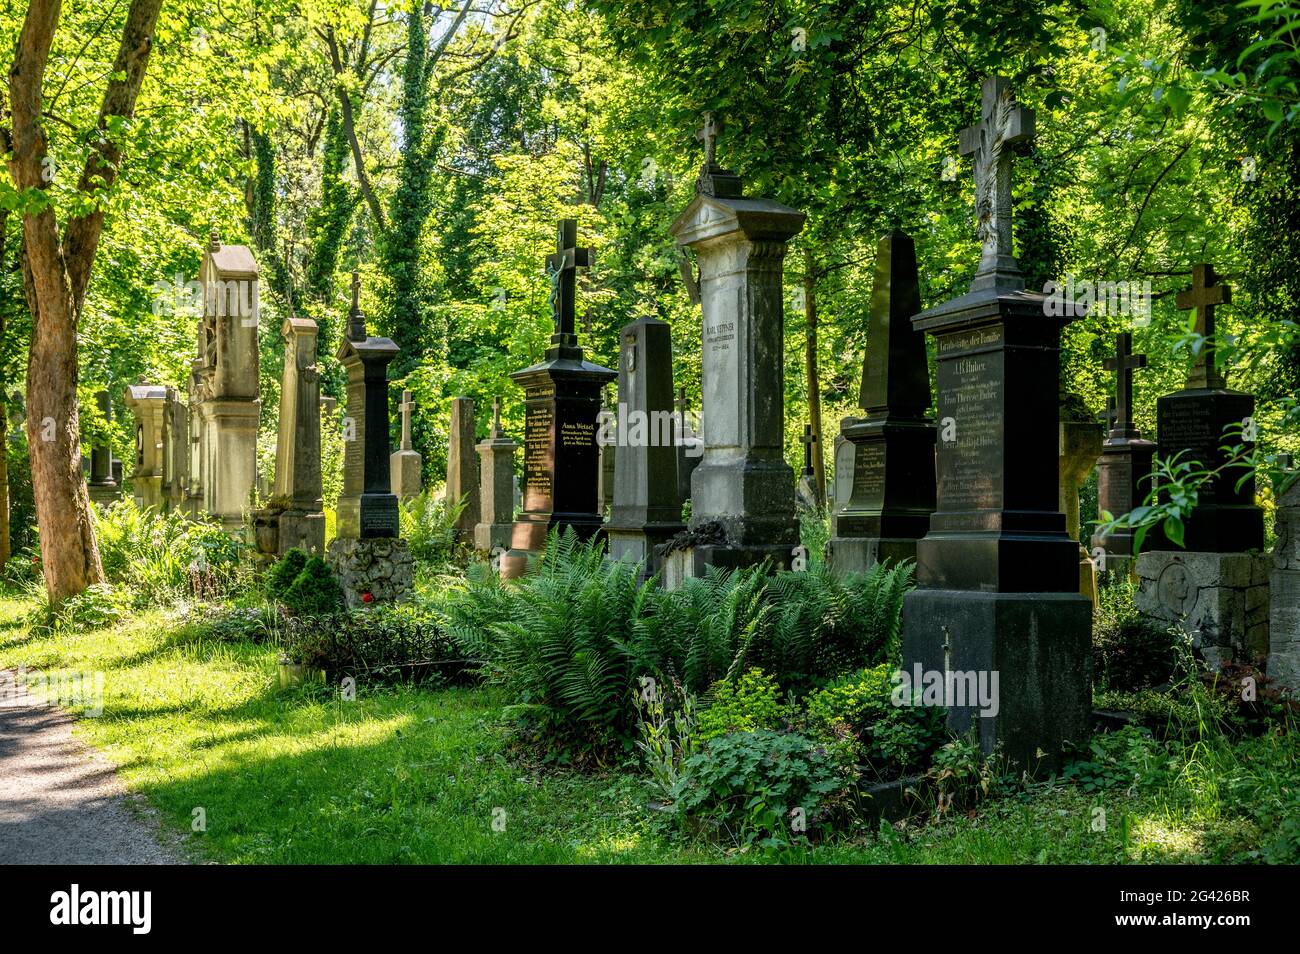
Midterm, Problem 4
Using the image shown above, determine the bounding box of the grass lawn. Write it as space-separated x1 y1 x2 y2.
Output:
0 593 1280 864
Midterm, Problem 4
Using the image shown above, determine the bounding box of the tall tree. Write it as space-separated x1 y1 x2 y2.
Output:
5 0 164 602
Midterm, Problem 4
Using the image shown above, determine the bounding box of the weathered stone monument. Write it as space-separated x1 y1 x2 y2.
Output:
1091 332 1156 579
501 219 615 578
475 398 518 557
163 387 191 512
827 230 936 572
899 76 1091 772
254 316 325 559
1269 467 1300 690
598 387 617 517
190 231 260 530
1059 393 1104 603
327 274 412 606
124 385 166 510
674 387 701 507
445 396 480 542
1136 264 1268 667
88 390 120 506
606 312 685 578
663 113 805 581
390 390 423 501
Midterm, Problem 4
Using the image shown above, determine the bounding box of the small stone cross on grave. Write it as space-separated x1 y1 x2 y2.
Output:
1103 332 1147 438
801 424 817 477
546 219 590 346
348 271 367 341
399 390 415 452
1176 263 1231 390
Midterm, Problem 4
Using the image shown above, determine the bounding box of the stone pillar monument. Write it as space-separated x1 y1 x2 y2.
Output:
190 231 261 531
827 230 936 572
390 390 423 501
899 76 1092 773
475 398 519 558
445 396 479 541
254 317 325 559
663 113 805 580
124 385 167 510
327 274 412 606
1059 394 1103 604
163 387 190 512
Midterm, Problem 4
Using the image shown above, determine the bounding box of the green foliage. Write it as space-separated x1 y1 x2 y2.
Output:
265 548 309 602
26 582 128 636
1093 578 1180 691
694 669 795 742
400 492 463 568
1062 724 1174 793
193 604 281 644
284 601 465 685
673 729 856 848
281 556 344 618
632 680 698 805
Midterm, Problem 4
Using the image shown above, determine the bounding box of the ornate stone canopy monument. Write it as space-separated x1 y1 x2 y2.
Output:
606 310 685 579
1091 333 1156 578
1135 264 1269 667
475 398 519 557
501 219 615 579
254 316 325 559
827 230 936 572
390 390 424 501
663 113 805 582
190 231 261 531
899 76 1091 772
327 274 412 606
124 384 167 510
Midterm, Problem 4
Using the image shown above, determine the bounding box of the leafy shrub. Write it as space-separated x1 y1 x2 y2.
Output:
1093 578 1179 690
284 601 465 683
281 556 344 617
673 729 856 847
193 604 280 644
1062 724 1173 793
400 492 463 568
632 679 698 805
926 736 996 814
265 548 308 601
694 668 794 742
27 582 128 635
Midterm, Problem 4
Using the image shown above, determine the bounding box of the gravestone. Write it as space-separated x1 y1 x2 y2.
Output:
445 396 479 542
501 220 615 578
606 313 685 578
662 113 804 583
674 387 702 507
796 424 820 512
899 76 1091 772
190 231 260 531
827 230 936 572
1136 264 1269 667
598 388 617 517
1059 393 1103 603
87 390 120 506
254 317 325 559
390 390 423 501
124 385 167 510
327 274 412 606
475 398 518 557
163 387 191 512
1269 468 1300 689
1091 332 1156 579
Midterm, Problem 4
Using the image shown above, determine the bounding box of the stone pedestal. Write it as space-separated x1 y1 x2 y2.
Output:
1136 550 1270 669
1269 476 1300 690
828 231 935 574
1058 405 1103 604
606 316 685 579
1092 437 1156 580
445 396 478 538
664 156 804 581
475 406 518 557
390 390 423 501
124 385 167 510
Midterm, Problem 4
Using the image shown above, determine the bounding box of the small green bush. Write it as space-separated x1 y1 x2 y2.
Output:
284 601 465 683
266 548 308 601
1093 578 1179 691
27 582 128 635
282 556 344 617
694 669 794 742
195 604 280 643
400 492 463 568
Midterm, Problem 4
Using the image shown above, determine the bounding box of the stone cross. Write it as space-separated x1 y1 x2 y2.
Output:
959 76 1035 292
1176 263 1230 390
801 424 816 476
693 111 742 198
399 390 415 452
546 219 590 342
1103 332 1147 438
348 271 367 342
490 396 504 438
696 112 718 169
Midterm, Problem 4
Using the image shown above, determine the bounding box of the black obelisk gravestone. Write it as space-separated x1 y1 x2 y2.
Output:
900 76 1091 772
828 230 936 571
501 219 616 579
1091 332 1156 577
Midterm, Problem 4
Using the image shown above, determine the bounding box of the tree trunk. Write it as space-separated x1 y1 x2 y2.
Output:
0 209 10 567
7 0 164 603
803 247 825 506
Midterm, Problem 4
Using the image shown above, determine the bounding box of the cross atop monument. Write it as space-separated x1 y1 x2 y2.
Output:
1103 332 1147 439
801 424 816 476
958 76 1036 293
1176 263 1230 390
348 271 367 341
490 396 503 438
697 112 718 169
694 111 743 198
398 389 415 451
545 219 590 344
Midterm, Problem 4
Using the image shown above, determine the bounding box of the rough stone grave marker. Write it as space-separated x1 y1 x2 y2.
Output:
445 397 479 541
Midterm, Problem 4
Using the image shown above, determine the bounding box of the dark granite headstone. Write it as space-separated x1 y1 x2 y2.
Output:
900 76 1091 773
827 230 936 571
501 219 616 578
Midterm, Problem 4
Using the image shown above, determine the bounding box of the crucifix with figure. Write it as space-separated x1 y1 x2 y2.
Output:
693 110 742 198
1103 332 1147 440
1176 263 1230 390
546 219 590 347
959 76 1035 292
347 271 367 341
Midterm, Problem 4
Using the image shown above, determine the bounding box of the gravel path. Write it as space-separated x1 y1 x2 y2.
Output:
0 678 187 864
